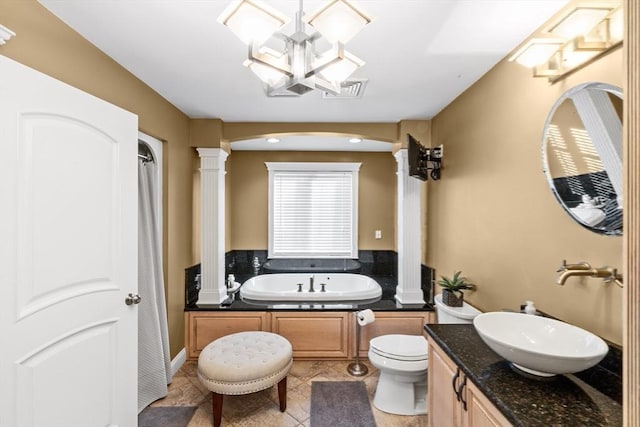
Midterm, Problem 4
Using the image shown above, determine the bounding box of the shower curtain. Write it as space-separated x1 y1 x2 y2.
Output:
138 158 172 412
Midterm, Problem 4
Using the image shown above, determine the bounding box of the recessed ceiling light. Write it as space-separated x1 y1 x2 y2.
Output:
266 137 280 143
349 137 362 143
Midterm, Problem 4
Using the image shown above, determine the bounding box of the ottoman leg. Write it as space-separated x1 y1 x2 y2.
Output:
277 377 287 412
212 391 223 427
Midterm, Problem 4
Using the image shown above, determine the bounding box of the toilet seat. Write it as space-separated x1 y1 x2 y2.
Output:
369 334 428 361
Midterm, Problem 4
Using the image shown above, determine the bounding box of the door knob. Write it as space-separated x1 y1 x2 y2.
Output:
125 293 142 305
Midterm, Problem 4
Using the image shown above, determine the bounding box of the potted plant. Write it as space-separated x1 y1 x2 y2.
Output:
437 271 475 307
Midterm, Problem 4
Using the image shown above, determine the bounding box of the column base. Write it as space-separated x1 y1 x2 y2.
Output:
394 288 425 305
197 288 228 305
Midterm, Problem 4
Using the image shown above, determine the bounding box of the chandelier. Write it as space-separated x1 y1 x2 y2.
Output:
218 0 371 96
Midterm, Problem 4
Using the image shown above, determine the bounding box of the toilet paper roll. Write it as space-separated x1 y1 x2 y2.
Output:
356 309 375 326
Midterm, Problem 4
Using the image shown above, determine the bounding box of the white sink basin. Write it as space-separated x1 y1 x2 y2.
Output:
473 312 608 377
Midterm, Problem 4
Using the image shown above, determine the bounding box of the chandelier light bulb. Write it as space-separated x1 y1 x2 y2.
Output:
306 0 372 44
218 0 289 45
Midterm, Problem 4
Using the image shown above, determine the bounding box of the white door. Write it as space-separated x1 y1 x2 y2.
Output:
0 55 138 427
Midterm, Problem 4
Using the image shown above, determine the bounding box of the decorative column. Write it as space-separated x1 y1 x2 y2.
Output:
394 149 424 304
197 148 228 304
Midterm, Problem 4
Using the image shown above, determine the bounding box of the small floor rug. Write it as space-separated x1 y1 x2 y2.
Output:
310 381 377 427
138 406 197 427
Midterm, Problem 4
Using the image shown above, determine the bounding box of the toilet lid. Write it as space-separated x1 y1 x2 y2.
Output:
370 334 428 361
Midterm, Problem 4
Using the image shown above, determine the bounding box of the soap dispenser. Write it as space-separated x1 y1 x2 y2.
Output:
524 300 537 315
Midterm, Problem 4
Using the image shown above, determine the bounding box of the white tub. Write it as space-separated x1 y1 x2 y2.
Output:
240 273 382 302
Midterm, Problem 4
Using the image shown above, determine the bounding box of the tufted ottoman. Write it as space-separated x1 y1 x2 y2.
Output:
197 331 293 427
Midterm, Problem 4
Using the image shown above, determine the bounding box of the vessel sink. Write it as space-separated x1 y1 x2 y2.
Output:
473 312 608 377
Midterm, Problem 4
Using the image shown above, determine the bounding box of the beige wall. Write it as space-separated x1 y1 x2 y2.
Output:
228 151 397 251
429 47 624 344
0 0 195 357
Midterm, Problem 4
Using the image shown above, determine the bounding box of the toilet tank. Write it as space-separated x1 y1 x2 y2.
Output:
434 294 481 324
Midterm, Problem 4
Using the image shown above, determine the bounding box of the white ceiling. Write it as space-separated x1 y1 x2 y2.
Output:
39 0 569 125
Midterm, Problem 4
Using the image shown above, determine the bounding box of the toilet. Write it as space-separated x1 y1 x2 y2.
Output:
368 294 481 415
433 293 482 324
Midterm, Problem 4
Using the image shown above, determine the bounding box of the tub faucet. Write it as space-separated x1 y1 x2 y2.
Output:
309 275 315 292
557 265 623 287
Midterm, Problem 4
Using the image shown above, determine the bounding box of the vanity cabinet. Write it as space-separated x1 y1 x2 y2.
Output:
185 311 349 360
185 312 269 359
428 337 511 427
186 310 435 361
466 380 512 427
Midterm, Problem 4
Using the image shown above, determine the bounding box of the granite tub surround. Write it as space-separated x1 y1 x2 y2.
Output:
424 324 622 427
185 250 435 311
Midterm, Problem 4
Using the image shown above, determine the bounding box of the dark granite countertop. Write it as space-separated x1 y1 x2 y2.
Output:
424 324 622 427
187 294 434 312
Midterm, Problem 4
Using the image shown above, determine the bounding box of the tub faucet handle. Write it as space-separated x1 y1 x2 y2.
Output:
297 283 303 292
320 283 326 292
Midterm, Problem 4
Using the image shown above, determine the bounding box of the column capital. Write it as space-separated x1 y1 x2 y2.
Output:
393 148 408 163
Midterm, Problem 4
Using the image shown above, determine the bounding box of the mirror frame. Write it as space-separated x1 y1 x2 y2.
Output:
542 81 623 236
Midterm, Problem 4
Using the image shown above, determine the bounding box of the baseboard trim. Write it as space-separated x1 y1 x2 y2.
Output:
171 348 186 379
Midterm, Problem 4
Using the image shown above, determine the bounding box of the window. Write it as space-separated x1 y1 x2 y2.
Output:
266 162 360 258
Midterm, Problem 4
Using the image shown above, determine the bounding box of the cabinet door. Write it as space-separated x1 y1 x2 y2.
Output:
466 381 512 427
428 339 464 427
186 312 269 359
272 312 349 359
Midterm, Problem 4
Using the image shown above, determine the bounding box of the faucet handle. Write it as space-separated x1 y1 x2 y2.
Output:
558 260 591 272
556 259 568 272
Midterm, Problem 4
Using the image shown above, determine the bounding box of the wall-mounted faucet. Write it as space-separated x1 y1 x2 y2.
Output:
309 275 315 292
556 259 623 287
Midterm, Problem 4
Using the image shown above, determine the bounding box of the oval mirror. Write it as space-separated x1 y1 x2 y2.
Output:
542 82 623 236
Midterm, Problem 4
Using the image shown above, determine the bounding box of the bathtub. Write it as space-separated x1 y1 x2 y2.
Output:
239 273 382 302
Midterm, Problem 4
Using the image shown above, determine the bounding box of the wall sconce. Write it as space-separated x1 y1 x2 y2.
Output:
0 25 15 45
509 3 622 81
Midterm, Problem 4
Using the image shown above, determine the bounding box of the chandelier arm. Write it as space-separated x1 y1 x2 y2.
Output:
248 43 293 76
305 43 345 78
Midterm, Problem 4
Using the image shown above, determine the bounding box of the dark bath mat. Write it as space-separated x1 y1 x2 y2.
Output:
138 406 197 427
310 381 377 427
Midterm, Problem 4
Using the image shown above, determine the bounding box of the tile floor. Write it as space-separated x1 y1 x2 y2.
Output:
150 359 428 427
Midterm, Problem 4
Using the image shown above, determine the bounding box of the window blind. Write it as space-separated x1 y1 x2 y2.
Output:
267 163 359 258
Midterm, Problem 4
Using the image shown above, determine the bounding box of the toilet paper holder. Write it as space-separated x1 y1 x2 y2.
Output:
348 310 375 376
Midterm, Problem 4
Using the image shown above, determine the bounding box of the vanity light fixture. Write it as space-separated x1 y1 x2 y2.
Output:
218 0 371 97
266 137 280 143
349 137 362 143
509 2 621 81
0 24 15 45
